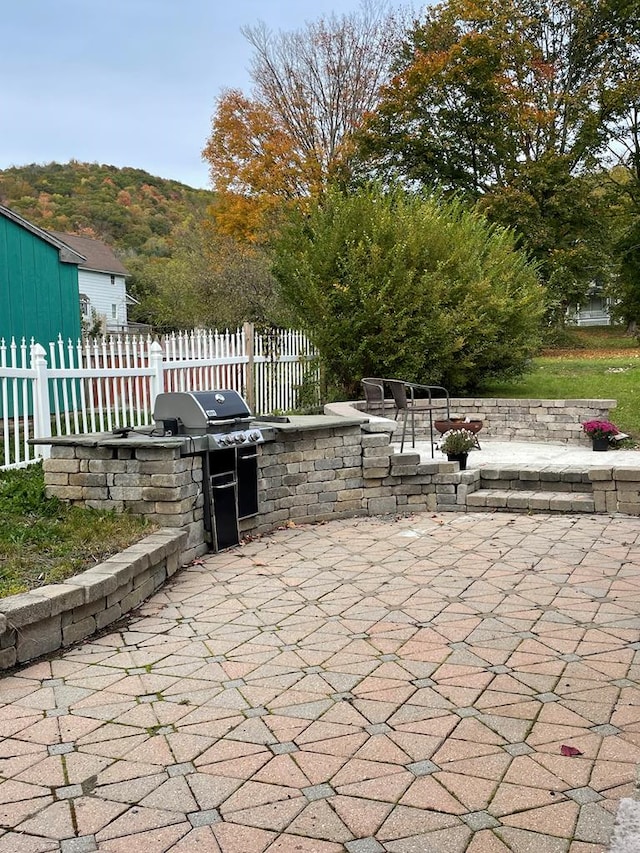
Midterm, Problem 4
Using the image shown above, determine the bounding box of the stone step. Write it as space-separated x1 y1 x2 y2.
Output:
478 465 593 496
467 489 595 513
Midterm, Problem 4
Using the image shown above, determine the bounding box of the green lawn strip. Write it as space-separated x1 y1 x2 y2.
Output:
480 355 640 437
0 464 154 597
581 331 639 350
544 326 639 351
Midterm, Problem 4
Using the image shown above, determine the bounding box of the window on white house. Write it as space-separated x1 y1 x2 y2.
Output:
80 294 90 317
110 275 116 285
111 304 118 319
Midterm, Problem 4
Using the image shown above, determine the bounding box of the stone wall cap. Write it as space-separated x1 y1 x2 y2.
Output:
0 591 52 627
100 436 185 448
33 584 85 616
361 422 396 434
272 414 365 432
0 530 187 616
146 528 188 540
324 401 369 422
30 430 186 449
324 400 397 431
30 435 101 447
447 397 617 407
613 467 640 481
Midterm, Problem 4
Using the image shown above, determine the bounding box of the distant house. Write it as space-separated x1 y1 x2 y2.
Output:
567 288 614 327
48 231 134 333
0 204 83 346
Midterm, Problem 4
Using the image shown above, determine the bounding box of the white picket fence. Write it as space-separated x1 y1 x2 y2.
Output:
0 326 319 470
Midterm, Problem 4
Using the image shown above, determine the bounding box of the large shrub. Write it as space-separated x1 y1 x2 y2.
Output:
272 186 544 395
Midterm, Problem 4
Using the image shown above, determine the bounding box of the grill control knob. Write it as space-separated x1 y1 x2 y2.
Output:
250 431 262 442
234 433 245 444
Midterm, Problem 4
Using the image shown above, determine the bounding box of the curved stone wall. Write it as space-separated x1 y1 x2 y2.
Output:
0 528 186 671
328 397 617 445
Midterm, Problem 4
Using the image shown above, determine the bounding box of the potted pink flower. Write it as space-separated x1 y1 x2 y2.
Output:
581 420 619 451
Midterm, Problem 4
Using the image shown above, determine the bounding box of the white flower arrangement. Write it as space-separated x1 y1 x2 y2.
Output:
439 428 476 454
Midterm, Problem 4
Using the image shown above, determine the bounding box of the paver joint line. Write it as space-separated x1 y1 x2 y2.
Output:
3 511 640 851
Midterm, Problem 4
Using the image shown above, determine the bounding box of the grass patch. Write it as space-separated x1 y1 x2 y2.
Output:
480 325 640 437
543 325 639 352
0 464 154 598
480 355 640 437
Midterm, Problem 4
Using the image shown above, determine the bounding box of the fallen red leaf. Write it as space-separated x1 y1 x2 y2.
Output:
560 744 583 757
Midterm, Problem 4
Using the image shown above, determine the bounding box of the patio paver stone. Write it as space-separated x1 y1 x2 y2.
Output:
1 511 640 850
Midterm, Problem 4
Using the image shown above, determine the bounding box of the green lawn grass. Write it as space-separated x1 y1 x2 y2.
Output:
544 325 639 351
480 354 640 437
0 464 154 597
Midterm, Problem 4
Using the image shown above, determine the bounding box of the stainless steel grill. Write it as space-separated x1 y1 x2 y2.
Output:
153 390 268 449
153 390 270 552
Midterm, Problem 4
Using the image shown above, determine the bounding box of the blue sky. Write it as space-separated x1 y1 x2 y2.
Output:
0 0 393 190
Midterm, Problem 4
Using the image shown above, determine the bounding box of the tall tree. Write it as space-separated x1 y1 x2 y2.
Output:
356 0 630 320
478 158 614 322
359 0 622 190
203 1 405 240
602 0 640 330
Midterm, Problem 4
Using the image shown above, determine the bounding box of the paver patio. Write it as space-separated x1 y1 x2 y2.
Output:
1 510 640 852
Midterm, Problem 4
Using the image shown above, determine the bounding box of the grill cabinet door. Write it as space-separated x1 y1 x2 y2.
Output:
204 449 240 551
237 446 259 519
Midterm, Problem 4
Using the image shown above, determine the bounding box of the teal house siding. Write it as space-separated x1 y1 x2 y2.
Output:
0 205 83 347
0 205 85 421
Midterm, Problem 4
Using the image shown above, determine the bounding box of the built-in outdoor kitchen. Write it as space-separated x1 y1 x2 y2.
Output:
40 388 435 565
39 390 635 569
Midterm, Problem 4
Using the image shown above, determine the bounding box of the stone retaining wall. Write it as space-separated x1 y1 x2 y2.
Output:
241 424 367 533
347 397 617 444
591 467 640 515
448 398 616 443
0 529 186 670
238 425 461 537
44 441 205 564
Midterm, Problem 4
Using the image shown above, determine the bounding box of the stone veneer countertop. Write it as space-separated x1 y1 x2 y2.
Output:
30 428 185 449
261 414 366 431
31 415 369 451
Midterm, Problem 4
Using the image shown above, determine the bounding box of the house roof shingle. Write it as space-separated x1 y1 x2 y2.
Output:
48 231 129 276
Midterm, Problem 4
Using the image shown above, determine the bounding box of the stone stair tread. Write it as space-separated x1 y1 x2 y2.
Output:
467 489 595 512
479 465 591 485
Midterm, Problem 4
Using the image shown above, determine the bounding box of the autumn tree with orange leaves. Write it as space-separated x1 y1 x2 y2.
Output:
202 1 406 241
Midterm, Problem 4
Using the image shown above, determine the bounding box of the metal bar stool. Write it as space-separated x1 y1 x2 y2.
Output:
385 380 450 456
360 378 386 416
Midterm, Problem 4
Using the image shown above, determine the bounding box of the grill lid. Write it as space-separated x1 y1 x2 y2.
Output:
154 390 252 435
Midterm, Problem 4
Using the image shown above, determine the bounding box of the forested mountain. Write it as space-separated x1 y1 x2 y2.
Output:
0 161 281 332
0 161 214 256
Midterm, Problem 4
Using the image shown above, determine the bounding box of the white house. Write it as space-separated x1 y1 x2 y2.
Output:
49 231 134 333
567 290 614 327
